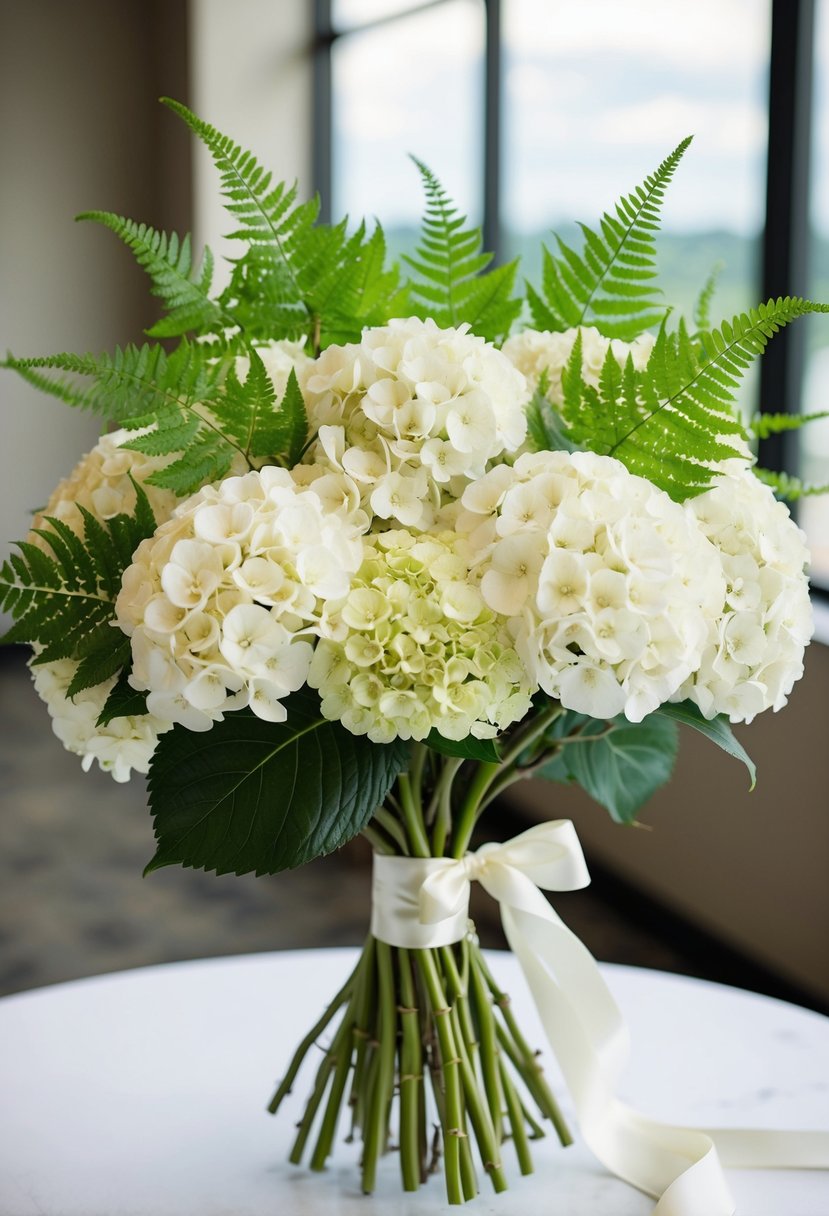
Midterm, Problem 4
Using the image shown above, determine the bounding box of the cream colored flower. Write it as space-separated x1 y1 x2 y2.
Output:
303 317 529 529
117 465 369 727
674 464 812 723
501 325 655 405
31 427 178 539
307 529 534 744
461 449 724 722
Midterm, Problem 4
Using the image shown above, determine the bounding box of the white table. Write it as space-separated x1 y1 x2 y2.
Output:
0 949 827 1215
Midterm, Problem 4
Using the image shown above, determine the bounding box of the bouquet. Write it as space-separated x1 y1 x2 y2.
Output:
2 101 827 1212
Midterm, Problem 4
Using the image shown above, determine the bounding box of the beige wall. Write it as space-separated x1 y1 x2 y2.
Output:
0 0 190 617
510 640 829 1003
0 0 312 627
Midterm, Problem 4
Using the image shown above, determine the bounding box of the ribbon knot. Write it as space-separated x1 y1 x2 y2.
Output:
369 817 829 1216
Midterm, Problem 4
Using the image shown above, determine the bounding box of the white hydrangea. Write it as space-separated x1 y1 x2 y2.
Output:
307 529 534 744
31 427 179 539
116 466 369 728
26 427 184 780
302 317 529 530
501 325 655 405
673 463 813 723
460 449 725 722
29 657 168 783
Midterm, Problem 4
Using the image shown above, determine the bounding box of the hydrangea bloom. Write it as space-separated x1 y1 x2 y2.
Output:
674 463 813 723
302 317 528 530
460 449 724 722
501 326 655 404
116 466 368 728
25 427 184 779
31 426 178 538
29 656 168 782
307 529 534 744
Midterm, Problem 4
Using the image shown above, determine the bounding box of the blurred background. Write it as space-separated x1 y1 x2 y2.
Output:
1 0 827 1012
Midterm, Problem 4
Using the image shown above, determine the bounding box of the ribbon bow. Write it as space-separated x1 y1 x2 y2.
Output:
370 820 829 1216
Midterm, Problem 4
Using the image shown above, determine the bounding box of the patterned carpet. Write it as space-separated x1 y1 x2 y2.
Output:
1 649 692 997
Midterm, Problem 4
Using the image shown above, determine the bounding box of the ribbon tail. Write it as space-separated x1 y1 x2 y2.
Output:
501 903 738 1216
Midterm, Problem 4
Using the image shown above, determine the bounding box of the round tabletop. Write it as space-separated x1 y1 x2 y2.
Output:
1 948 827 1215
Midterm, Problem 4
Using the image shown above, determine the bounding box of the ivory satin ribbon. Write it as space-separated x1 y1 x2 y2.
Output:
370 820 829 1215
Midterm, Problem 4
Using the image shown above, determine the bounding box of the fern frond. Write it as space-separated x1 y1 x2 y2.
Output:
525 370 577 453
562 299 829 500
76 211 230 338
0 488 156 696
748 409 829 439
754 468 829 501
528 137 692 340
404 160 521 343
692 261 723 335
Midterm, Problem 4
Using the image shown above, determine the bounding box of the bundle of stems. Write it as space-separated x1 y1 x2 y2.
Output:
269 710 574 1204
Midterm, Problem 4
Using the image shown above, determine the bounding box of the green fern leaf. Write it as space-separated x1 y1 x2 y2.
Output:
77 211 230 338
754 468 829 501
560 298 829 500
217 353 308 464
404 160 521 343
692 261 723 335
748 409 829 439
525 370 577 453
0 488 156 694
97 671 148 727
529 138 692 341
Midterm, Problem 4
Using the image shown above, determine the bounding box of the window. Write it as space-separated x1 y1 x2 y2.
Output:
315 0 828 593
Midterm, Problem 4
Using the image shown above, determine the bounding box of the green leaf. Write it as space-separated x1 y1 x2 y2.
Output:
753 467 829 502
524 371 578 454
76 211 228 338
97 669 149 727
0 491 156 677
539 714 679 823
529 138 692 340
560 299 829 501
426 730 500 763
145 695 411 876
658 701 756 789
404 160 521 343
748 409 829 439
691 261 723 337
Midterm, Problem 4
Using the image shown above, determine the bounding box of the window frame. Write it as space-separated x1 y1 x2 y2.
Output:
313 0 827 598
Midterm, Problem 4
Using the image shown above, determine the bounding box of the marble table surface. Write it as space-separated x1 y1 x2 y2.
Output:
1 948 827 1215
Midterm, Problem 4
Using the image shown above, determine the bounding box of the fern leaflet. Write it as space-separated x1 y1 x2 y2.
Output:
77 212 230 338
404 159 521 343
748 409 829 439
754 468 829 501
528 138 692 340
0 487 156 696
560 300 829 500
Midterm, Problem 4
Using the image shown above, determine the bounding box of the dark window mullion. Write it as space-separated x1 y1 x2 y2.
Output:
313 0 334 224
483 0 502 264
758 0 816 472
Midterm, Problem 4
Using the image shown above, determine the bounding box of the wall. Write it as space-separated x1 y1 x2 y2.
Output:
0 0 190 623
509 639 829 1003
189 0 313 279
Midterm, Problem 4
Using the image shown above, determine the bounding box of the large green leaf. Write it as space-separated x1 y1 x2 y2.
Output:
426 729 500 763
145 694 410 876
657 701 756 789
538 713 679 823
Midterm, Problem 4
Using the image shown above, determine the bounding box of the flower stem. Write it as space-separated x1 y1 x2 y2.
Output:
417 948 465 1205
451 761 501 858
361 940 397 1193
398 771 431 858
397 947 424 1192
431 757 463 855
268 965 356 1115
